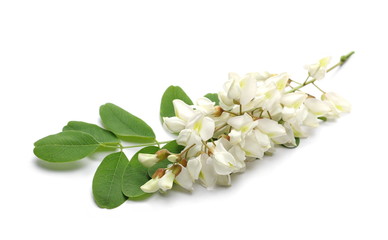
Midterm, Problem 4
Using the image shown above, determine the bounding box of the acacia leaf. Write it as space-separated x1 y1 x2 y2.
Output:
100 103 155 143
34 131 100 162
92 152 129 209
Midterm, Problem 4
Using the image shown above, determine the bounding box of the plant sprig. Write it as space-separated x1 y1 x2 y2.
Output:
33 52 354 209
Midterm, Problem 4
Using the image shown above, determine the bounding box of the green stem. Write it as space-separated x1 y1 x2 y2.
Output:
287 51 355 94
121 141 171 149
312 82 326 93
101 140 171 150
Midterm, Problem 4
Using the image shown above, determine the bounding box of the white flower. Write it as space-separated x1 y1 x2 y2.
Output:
163 117 186 133
304 98 331 116
281 92 308 122
218 90 234 110
196 97 216 115
173 99 196 121
240 129 271 158
305 56 331 80
281 92 307 108
267 73 290 92
272 122 296 146
176 129 202 158
174 166 193 191
322 92 351 115
255 81 281 111
212 141 239 175
186 113 215 141
162 99 195 133
226 72 258 105
256 118 287 138
187 156 202 180
198 154 218 189
227 113 257 134
158 170 175 192
138 153 159 168
140 178 160 193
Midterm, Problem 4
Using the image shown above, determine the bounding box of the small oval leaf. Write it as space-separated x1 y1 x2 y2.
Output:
63 121 119 145
160 85 193 119
100 103 156 143
122 146 159 199
34 131 100 162
92 152 129 209
148 140 184 177
204 93 220 105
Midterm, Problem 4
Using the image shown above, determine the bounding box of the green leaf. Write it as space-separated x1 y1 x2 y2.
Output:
160 85 193 119
148 140 184 177
92 152 129 209
318 116 327 121
34 131 100 162
282 137 300 149
204 93 220 105
122 146 159 199
63 121 119 145
100 103 156 143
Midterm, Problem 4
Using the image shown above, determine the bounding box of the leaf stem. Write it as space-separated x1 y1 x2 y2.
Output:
101 140 171 150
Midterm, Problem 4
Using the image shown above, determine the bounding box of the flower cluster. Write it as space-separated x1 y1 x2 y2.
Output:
139 56 351 193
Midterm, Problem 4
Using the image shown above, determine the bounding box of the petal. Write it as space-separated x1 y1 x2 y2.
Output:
199 117 215 141
240 76 257 105
187 156 202 180
218 91 234 110
304 98 331 116
175 167 193 191
229 129 242 145
227 78 241 100
268 72 290 91
196 97 215 115
213 143 238 175
227 113 255 131
257 118 286 138
163 117 186 133
199 156 217 189
241 131 265 158
158 171 175 191
138 153 159 168
173 99 195 121
140 178 160 193
281 92 307 108
304 112 319 127
322 92 351 113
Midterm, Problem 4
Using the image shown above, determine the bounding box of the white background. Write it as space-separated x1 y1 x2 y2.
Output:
1 0 387 239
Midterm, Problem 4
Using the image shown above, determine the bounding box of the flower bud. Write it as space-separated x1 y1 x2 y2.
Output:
170 164 182 176
138 153 160 168
156 149 170 160
140 178 160 193
152 168 166 179
178 159 188 167
167 154 180 163
213 106 223 117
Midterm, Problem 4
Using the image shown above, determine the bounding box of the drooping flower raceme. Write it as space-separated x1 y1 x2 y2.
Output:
139 54 352 194
32 52 354 209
